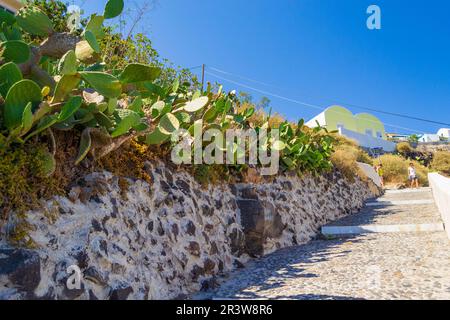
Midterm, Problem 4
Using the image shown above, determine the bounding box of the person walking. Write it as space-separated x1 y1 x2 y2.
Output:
375 164 384 188
408 163 419 189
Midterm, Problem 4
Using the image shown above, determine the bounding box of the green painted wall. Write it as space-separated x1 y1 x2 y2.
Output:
323 105 386 139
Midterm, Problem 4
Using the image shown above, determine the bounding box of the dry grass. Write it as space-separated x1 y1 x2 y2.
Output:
377 154 429 186
431 151 450 177
329 134 374 182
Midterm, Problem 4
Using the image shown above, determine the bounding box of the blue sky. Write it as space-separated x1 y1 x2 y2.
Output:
73 0 450 135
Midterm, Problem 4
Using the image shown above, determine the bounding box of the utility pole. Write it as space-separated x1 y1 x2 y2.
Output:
201 64 205 93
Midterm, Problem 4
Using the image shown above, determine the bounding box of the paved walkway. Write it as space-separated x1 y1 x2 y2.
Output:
200 188 450 300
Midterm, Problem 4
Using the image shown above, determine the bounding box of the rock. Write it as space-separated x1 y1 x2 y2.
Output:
209 242 219 255
84 267 108 286
263 201 286 238
72 250 89 270
160 180 171 193
203 258 216 274
176 179 191 194
171 223 179 240
201 277 219 291
239 187 259 200
91 219 102 232
186 241 201 257
184 220 196 236
190 265 205 281
229 228 245 256
0 249 41 296
201 204 214 217
109 284 133 300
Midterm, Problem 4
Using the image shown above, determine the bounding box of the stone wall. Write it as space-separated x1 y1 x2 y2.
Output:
0 162 381 300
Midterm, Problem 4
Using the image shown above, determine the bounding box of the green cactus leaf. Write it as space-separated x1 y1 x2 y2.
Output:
203 107 219 123
104 0 124 19
58 96 82 123
4 79 42 129
0 9 16 25
158 113 179 135
32 102 52 123
176 112 191 124
0 62 22 98
272 140 286 151
2 24 22 41
84 30 100 53
96 102 108 113
133 122 149 132
20 102 33 137
58 50 78 76
119 63 161 84
172 79 180 93
75 128 92 165
128 96 143 113
85 14 105 39
111 109 141 138
94 112 114 129
16 6 54 37
24 115 58 141
0 40 30 64
188 119 203 136
107 98 117 115
145 128 169 145
52 118 75 131
52 74 81 103
184 96 209 113
79 72 122 98
150 100 165 118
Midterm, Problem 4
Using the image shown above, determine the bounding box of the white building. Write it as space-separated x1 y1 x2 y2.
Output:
437 128 450 139
419 128 450 143
306 105 396 152
419 134 441 143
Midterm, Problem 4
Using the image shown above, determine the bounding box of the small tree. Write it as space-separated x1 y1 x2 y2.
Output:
408 134 419 144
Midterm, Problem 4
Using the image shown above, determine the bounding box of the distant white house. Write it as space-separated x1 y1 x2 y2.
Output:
419 134 441 143
386 133 410 142
418 128 450 143
437 128 450 139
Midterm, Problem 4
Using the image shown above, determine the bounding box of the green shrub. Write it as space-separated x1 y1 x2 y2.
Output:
431 151 450 177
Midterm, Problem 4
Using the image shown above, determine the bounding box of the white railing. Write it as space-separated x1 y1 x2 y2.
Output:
428 173 450 239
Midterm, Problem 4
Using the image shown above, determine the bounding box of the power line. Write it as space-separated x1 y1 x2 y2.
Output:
207 66 278 89
206 65 450 128
205 70 425 134
188 65 203 70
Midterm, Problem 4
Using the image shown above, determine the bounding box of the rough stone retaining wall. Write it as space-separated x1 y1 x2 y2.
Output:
0 162 380 300
429 173 450 239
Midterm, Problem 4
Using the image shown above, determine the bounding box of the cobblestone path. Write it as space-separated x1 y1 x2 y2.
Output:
199 188 450 300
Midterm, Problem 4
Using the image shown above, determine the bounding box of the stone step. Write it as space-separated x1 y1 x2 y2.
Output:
384 188 431 194
322 223 445 236
366 199 434 206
